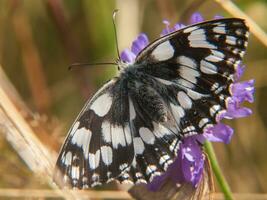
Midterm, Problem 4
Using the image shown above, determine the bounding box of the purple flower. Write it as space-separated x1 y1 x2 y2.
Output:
224 97 253 119
120 33 149 63
231 80 255 103
120 12 254 190
148 136 205 191
235 65 245 81
131 33 149 55
204 123 234 144
221 80 255 119
190 12 204 24
120 49 136 63
213 15 224 20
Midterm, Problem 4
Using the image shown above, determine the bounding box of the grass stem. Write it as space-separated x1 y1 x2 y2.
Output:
205 141 234 200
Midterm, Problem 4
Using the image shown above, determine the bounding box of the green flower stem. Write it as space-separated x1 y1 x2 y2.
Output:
204 141 234 200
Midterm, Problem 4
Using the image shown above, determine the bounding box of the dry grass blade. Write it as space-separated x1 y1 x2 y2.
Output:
0 189 132 199
214 0 267 47
0 68 54 174
0 189 266 200
0 65 82 200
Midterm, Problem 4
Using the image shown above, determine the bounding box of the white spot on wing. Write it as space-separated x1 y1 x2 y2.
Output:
133 137 145 155
189 29 205 40
205 55 223 62
177 56 197 68
200 60 218 74
111 125 126 149
213 26 226 34
211 50 225 59
129 97 136 120
183 126 197 136
210 105 221 116
179 66 200 84
101 145 113 165
101 121 111 143
198 118 209 128
71 127 92 158
63 151 72 166
187 90 205 100
170 103 185 124
70 122 80 136
71 166 80 180
189 40 216 48
225 36 237 45
177 79 194 89
89 150 100 169
146 165 157 175
90 93 113 117
151 41 174 61
119 163 128 171
188 28 216 48
169 139 180 155
177 91 192 109
159 154 172 170
139 127 155 144
153 123 173 138
124 123 132 145
183 26 199 33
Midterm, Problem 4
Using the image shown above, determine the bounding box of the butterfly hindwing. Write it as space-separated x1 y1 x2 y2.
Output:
54 79 135 188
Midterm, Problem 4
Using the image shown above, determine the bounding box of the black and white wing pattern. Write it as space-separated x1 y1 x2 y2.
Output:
134 18 249 136
54 79 136 188
117 18 249 184
54 18 249 189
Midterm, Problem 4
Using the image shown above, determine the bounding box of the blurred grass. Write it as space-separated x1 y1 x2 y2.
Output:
0 0 266 198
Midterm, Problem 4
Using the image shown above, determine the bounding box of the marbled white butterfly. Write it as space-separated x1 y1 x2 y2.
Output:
54 18 249 189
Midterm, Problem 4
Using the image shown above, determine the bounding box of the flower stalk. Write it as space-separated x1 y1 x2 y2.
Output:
204 141 234 200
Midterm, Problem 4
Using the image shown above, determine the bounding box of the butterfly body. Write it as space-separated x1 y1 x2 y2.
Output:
54 18 249 189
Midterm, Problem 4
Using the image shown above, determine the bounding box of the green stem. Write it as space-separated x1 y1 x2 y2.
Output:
204 141 234 200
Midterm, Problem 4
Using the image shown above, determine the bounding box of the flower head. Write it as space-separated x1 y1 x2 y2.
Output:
120 12 254 190
120 33 149 63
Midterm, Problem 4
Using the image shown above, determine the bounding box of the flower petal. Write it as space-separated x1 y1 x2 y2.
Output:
174 23 185 31
231 80 255 103
190 12 204 24
234 65 245 81
161 20 174 36
131 33 149 55
148 136 205 190
147 173 168 191
120 48 136 63
204 123 234 144
225 97 253 119
213 15 223 19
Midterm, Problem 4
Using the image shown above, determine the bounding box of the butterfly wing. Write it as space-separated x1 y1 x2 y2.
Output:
55 18 250 188
54 79 135 188
116 80 181 184
134 18 249 135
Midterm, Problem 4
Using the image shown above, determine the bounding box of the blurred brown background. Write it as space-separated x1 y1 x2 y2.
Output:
0 0 266 197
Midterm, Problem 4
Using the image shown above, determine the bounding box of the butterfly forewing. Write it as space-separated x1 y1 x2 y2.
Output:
135 18 249 134
55 18 249 189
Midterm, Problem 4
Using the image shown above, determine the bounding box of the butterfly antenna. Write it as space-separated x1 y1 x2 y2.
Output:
112 9 121 60
68 62 117 70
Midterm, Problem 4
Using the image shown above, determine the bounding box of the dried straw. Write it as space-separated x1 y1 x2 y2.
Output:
0 65 82 200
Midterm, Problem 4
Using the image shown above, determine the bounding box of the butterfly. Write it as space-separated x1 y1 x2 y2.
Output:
54 18 249 189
